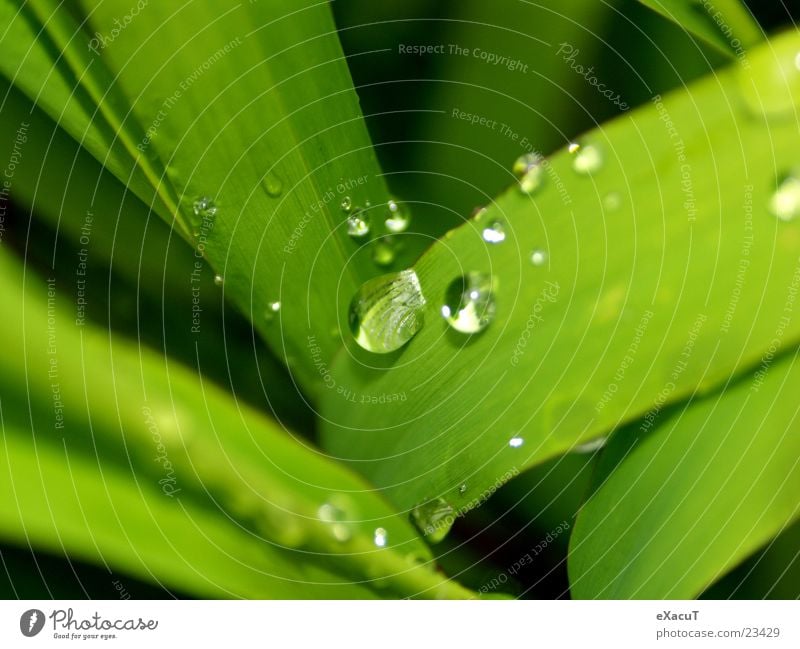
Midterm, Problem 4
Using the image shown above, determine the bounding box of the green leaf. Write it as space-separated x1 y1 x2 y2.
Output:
321 31 800 514
0 246 474 599
568 351 800 598
636 0 762 57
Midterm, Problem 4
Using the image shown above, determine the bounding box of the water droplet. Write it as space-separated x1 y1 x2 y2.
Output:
530 249 547 267
193 196 218 218
264 301 281 321
349 269 427 353
567 142 580 154
213 274 224 287
509 436 524 448
738 31 800 119
346 210 371 239
441 272 496 334
458 483 467 495
371 240 396 267
603 192 622 212
571 143 604 175
318 500 352 542
574 436 608 454
514 153 546 195
769 172 800 221
373 527 388 548
262 171 283 197
385 199 411 233
410 497 455 544
341 196 352 213
470 206 488 220
482 220 506 244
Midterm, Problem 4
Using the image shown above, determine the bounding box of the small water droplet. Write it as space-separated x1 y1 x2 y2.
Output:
458 483 467 495
603 192 621 212
441 272 496 334
571 143 604 175
264 301 281 321
262 171 283 197
213 274 224 287
193 196 218 218
346 210 371 239
341 196 352 213
470 206 488 220
509 436 524 448
574 436 608 454
769 172 800 221
385 199 411 233
371 240 397 267
373 527 388 548
318 500 352 542
482 220 506 244
568 142 580 154
349 269 427 353
514 153 546 195
410 497 455 544
530 249 547 267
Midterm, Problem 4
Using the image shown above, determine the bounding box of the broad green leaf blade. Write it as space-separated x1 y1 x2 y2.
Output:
568 351 800 598
0 1 173 221
636 0 762 57
321 31 800 514
63 0 391 396
0 247 474 599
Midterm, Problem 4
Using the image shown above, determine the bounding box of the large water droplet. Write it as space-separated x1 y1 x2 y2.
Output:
346 210 371 239
530 249 547 267
739 31 800 119
349 269 427 353
262 172 283 197
193 195 218 218
318 500 353 542
441 272 496 334
482 220 506 244
410 497 455 544
373 527 388 548
385 199 411 233
769 172 800 221
570 143 604 175
513 153 546 195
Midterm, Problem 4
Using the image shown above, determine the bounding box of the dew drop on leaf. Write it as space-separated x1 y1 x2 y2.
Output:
349 269 427 353
318 499 353 542
385 199 411 233
262 171 283 197
574 436 608 454
509 436 524 448
513 153 546 195
530 249 547 267
341 196 352 213
346 210 371 239
373 527 388 547
769 172 800 221
603 192 622 212
193 195 218 218
410 497 455 544
213 274 224 287
482 220 506 244
441 272 496 334
570 143 604 175
264 301 281 321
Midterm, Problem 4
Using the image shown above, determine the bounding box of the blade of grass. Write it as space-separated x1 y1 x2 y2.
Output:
320 31 800 518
